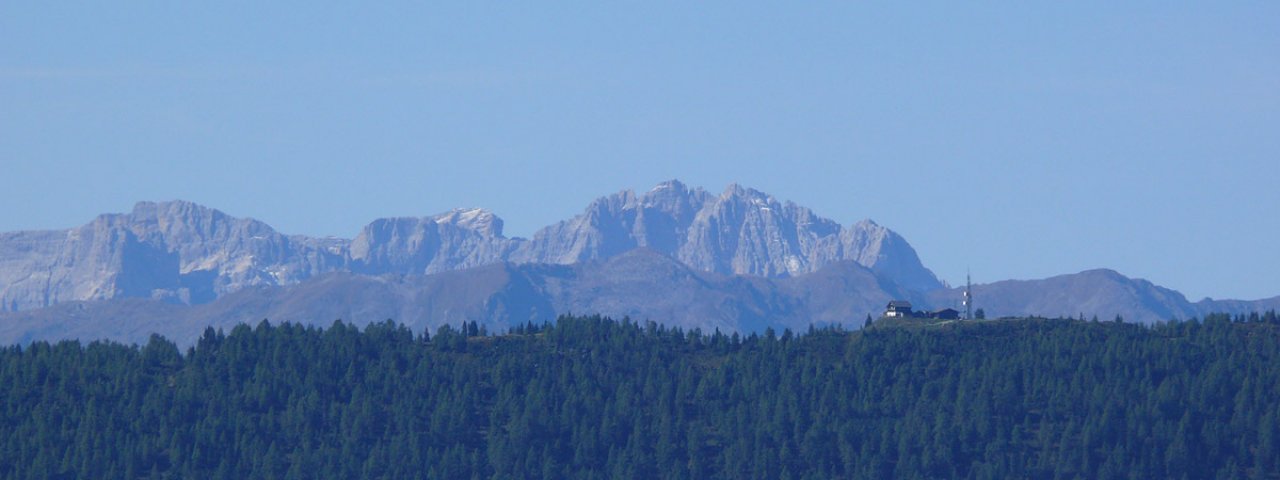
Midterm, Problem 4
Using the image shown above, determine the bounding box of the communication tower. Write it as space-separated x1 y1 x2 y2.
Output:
963 271 972 320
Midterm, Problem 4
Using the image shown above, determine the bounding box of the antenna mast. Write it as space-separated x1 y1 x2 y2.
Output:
963 270 972 320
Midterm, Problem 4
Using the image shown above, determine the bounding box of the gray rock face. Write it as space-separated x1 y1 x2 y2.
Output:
349 208 518 275
123 201 349 301
0 181 940 311
510 181 715 264
513 181 942 290
0 201 347 311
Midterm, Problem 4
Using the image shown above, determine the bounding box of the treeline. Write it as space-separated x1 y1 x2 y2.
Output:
2 312 1280 479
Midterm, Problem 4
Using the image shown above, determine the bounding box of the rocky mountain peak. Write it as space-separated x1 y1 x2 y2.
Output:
638 181 711 218
648 179 689 193
718 183 774 204
854 218 881 229
431 208 505 238
130 199 218 218
838 219 940 292
122 200 280 251
349 208 519 276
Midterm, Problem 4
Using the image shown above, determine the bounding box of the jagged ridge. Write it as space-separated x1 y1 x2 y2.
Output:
0 181 939 311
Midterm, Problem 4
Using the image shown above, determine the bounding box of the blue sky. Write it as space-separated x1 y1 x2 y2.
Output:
3 3 1278 300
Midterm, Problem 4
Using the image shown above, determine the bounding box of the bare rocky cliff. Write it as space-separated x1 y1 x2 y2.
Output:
0 201 346 310
348 208 519 275
512 181 942 290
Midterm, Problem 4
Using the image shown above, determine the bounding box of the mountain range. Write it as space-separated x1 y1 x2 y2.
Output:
1 181 1276 345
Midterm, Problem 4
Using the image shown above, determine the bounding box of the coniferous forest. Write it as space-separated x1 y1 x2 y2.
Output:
3 313 1280 479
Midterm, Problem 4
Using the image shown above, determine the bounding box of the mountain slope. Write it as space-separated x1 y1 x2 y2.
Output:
927 269 1280 323
3 249 1277 346
0 249 908 345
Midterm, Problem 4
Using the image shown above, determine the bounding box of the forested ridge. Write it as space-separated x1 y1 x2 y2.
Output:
3 312 1280 479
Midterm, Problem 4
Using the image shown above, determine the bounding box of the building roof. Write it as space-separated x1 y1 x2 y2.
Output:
887 300 913 309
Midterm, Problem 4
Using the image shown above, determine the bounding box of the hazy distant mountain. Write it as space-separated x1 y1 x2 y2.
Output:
926 269 1280 324
3 251 1278 346
0 201 346 311
2 249 1280 348
3 181 1277 345
0 249 920 346
0 181 939 311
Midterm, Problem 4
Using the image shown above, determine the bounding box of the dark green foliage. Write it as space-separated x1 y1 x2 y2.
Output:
2 313 1280 479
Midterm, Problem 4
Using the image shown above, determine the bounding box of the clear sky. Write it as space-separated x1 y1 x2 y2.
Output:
3 3 1278 301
